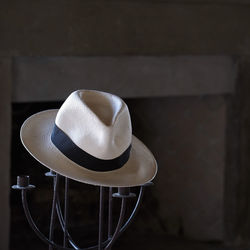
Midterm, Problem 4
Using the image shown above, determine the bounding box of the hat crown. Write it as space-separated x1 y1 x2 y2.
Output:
55 90 132 160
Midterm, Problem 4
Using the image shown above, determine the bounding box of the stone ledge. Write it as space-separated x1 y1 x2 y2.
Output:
13 56 237 101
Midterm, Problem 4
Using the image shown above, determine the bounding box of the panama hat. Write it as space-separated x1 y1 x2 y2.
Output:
20 90 157 187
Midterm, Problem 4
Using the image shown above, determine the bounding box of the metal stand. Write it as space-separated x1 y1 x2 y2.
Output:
12 172 153 250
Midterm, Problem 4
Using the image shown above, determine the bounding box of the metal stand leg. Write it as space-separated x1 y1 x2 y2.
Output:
105 198 126 250
108 187 113 239
49 174 60 250
64 177 69 247
98 187 104 250
12 175 152 250
119 186 144 236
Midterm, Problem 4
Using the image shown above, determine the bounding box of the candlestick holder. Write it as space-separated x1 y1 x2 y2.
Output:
12 171 153 250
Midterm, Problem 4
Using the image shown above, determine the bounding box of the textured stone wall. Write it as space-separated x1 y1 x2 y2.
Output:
1 1 250 56
128 96 227 240
0 58 11 250
1 0 250 249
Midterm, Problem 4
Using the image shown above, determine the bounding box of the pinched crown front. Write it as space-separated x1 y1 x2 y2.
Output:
54 90 132 160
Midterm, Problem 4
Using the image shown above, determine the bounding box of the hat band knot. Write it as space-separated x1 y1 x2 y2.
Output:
51 124 131 172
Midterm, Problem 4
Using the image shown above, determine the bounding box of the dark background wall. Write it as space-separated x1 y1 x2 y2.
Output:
1 0 250 56
1 0 250 249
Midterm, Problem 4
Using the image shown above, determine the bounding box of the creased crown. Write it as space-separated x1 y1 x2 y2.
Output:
54 90 132 160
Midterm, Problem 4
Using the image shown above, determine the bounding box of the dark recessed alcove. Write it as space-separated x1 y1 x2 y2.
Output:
10 97 238 250
10 99 157 250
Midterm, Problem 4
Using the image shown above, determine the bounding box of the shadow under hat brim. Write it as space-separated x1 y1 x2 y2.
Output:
20 109 157 187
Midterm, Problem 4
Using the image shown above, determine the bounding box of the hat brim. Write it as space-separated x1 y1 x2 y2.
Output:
20 110 157 187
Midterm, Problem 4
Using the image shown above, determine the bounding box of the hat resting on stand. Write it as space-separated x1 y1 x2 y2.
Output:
20 90 157 187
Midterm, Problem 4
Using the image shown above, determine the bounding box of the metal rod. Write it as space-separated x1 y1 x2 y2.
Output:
21 189 73 249
22 188 108 250
56 195 110 250
55 185 145 249
108 187 113 239
49 174 60 250
105 198 127 250
56 196 79 250
64 177 69 247
20 176 145 250
98 187 104 250
119 186 145 236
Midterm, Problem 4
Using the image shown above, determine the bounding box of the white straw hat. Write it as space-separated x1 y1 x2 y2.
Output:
20 90 157 187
